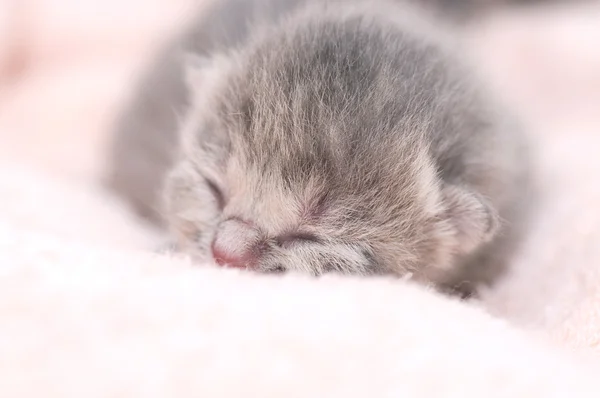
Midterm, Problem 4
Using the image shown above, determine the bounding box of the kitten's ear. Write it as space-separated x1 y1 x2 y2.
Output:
442 185 500 254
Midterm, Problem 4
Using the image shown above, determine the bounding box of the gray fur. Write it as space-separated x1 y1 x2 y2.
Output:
105 0 533 296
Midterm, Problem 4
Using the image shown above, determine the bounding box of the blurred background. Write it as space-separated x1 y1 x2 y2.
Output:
0 0 599 248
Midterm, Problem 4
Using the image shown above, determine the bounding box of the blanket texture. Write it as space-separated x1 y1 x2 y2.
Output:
1 0 600 396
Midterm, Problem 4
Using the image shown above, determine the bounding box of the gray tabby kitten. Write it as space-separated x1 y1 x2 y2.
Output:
105 0 532 296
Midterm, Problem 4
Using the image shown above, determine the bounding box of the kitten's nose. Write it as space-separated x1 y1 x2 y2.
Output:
211 243 251 268
211 218 260 269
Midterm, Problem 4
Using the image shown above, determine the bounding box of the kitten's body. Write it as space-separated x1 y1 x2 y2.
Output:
106 0 533 295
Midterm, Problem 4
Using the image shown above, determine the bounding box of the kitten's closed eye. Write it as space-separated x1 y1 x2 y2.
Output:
275 232 320 248
205 178 225 210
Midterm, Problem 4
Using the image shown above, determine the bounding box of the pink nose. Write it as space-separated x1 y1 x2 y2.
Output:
211 241 253 269
210 218 261 269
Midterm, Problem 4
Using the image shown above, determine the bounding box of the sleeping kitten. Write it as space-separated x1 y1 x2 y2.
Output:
105 0 532 295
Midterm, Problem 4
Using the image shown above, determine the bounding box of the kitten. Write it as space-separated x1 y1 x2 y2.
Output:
105 0 533 296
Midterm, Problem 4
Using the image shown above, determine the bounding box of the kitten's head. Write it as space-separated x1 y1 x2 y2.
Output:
163 16 498 281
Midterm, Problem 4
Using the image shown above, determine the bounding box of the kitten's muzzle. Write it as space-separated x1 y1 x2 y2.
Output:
211 217 262 269
210 217 316 272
